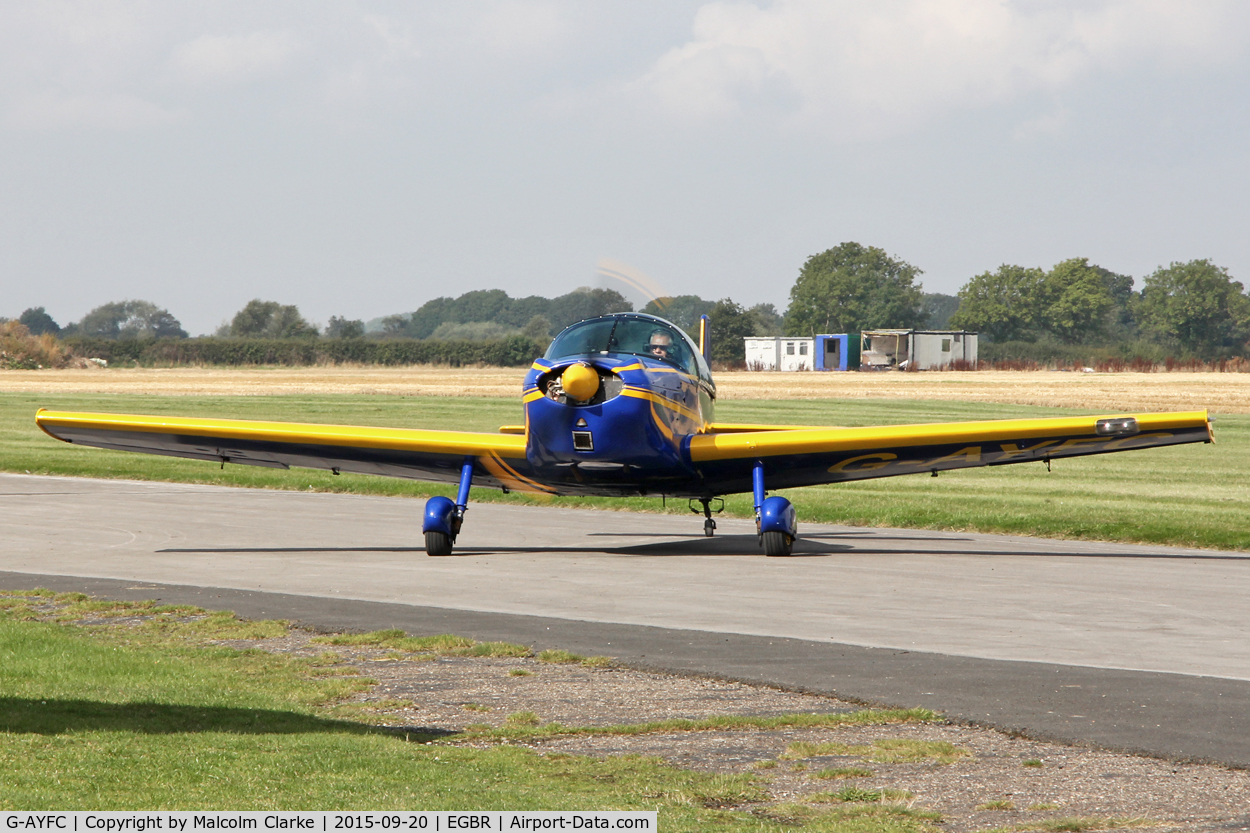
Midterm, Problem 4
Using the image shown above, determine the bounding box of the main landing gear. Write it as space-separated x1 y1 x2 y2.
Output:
423 458 474 556
753 461 797 557
690 466 798 556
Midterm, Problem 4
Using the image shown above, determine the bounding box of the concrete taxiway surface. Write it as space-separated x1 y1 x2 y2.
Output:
3 473 1250 765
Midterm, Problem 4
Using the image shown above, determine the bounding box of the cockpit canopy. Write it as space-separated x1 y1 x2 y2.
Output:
545 313 711 381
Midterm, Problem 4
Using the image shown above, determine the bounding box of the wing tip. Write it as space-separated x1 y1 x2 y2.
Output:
34 408 62 441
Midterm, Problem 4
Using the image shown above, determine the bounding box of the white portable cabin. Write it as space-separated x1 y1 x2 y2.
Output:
860 329 978 370
745 335 858 371
745 337 815 371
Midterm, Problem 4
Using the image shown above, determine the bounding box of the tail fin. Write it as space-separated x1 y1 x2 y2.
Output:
698 314 710 360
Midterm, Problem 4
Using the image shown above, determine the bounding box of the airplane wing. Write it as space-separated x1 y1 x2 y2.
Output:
688 411 1213 494
35 410 554 494
37 408 1213 500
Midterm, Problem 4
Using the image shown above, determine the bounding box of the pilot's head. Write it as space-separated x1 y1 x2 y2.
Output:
647 330 674 358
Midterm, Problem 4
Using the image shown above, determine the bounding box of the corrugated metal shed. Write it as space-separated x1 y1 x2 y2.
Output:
860 329 978 370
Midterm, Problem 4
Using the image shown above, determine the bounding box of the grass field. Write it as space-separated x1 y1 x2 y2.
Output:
2 384 1245 550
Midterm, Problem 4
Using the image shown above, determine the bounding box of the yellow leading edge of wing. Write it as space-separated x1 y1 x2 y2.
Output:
36 410 528 459
688 410 1211 462
705 422 832 433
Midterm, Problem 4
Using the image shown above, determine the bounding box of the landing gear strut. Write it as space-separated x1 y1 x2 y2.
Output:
691 497 724 537
753 461 797 557
423 458 474 556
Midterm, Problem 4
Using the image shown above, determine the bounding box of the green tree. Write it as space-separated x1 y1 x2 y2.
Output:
546 287 632 332
404 291 516 336
405 298 449 338
75 300 187 339
229 300 317 339
1040 258 1119 344
401 288 631 340
705 298 757 365
921 293 960 330
380 314 410 336
19 307 60 336
522 314 553 347
748 303 783 336
429 321 518 340
1138 260 1250 357
325 316 365 338
784 242 925 336
76 302 128 338
447 289 512 324
1100 266 1137 333
269 305 318 338
230 300 279 336
949 265 1045 342
641 295 713 333
499 296 552 329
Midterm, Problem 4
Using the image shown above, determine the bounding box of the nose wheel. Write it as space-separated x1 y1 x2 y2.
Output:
691 497 724 537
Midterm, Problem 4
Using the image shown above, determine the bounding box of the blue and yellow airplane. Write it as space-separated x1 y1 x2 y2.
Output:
36 312 1212 556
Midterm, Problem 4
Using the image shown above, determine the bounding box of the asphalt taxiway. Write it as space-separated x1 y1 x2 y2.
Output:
3 473 1248 766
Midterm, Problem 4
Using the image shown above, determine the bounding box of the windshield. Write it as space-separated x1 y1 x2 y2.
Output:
546 315 700 374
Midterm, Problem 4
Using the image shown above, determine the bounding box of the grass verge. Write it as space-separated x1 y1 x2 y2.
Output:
980 819 1158 832
308 631 611 666
1 590 944 831
453 709 939 743
783 739 969 765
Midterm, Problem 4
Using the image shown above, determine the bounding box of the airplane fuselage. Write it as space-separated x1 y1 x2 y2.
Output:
521 313 718 498
524 356 712 497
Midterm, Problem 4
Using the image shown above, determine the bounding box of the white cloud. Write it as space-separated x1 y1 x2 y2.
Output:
315 14 424 118
474 1 571 57
4 91 181 130
0 4 605 133
640 38 795 120
172 31 299 84
1012 106 1071 141
361 14 419 63
632 0 1250 136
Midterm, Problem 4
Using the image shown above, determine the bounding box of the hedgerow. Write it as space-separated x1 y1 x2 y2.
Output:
60 335 544 367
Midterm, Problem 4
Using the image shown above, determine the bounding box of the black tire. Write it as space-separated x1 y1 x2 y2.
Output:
703 518 716 537
425 530 453 556
762 530 792 557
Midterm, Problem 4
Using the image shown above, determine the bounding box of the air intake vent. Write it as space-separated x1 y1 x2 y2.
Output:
572 431 594 451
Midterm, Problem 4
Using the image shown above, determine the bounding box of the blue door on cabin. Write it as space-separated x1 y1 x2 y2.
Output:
814 334 857 371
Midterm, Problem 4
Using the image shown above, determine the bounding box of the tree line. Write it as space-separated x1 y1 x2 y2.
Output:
784 243 1249 361
6 242 1248 367
4 289 784 367
950 258 1249 360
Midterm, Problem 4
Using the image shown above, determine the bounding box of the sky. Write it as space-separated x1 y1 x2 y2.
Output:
2 1 1249 336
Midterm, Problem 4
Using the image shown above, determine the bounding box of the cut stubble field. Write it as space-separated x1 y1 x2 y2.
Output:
2 366 1247 550
5 366 1250 412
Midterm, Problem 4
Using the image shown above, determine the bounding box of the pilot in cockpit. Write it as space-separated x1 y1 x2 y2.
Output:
647 330 675 360
646 328 691 371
